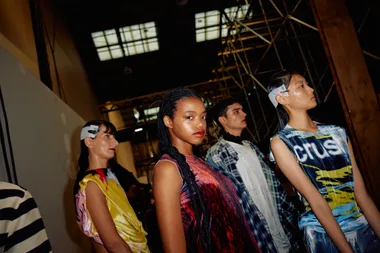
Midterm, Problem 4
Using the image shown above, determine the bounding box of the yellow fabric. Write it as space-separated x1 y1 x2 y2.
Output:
78 170 149 253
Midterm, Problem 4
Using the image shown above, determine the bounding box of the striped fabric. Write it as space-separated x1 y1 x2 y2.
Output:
0 182 52 253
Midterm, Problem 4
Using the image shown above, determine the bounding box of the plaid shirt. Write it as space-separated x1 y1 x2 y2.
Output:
205 138 301 253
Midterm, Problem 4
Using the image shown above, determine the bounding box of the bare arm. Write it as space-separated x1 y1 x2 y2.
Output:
271 138 353 253
86 181 132 253
153 161 186 253
347 139 380 237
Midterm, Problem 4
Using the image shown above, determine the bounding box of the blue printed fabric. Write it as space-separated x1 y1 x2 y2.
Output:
270 123 368 233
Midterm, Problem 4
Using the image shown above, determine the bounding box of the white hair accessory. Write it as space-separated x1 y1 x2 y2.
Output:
268 84 289 108
80 125 100 140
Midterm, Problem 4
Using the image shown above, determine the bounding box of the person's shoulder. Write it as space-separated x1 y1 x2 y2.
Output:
209 138 229 151
0 181 27 191
0 182 35 211
270 137 286 149
206 139 227 158
80 169 115 188
153 157 182 187
155 159 178 170
82 169 106 179
154 155 180 174
0 181 29 198
270 129 288 143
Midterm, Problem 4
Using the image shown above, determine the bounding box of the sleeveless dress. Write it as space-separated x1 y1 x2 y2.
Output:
75 168 150 253
270 124 380 252
155 154 259 253
270 124 367 232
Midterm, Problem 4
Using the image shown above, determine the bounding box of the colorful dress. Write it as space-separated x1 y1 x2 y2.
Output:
270 123 380 252
74 168 150 253
155 154 260 253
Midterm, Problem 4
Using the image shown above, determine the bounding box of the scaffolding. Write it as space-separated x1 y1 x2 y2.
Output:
212 0 379 144
98 0 379 180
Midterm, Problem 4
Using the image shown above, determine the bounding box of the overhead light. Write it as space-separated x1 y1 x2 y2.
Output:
134 128 143 132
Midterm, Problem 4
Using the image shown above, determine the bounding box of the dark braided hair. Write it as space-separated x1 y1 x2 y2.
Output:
157 87 212 253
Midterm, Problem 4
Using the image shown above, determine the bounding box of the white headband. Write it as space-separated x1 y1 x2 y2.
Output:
268 84 289 108
80 125 99 140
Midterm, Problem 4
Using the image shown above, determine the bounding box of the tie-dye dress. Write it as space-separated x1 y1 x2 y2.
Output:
156 154 259 253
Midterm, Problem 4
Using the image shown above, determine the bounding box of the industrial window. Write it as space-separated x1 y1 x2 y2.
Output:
195 5 250 42
195 10 221 42
91 22 159 61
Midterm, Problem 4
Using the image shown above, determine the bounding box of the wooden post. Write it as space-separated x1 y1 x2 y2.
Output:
310 0 380 207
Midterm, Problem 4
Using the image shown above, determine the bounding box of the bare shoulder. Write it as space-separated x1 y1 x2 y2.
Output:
270 136 286 150
153 160 182 190
85 181 104 198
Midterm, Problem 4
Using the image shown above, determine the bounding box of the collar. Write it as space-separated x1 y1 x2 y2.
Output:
223 132 244 145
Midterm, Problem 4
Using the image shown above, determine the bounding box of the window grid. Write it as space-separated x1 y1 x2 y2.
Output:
92 22 159 61
195 5 250 42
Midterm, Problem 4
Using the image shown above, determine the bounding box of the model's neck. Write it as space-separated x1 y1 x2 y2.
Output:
88 155 108 170
224 128 242 137
171 139 193 156
287 111 317 133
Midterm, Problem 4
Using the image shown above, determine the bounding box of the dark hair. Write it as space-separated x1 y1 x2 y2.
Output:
73 120 116 208
157 87 211 252
208 97 240 130
267 71 299 129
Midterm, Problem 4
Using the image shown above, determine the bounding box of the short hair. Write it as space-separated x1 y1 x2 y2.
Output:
208 97 240 129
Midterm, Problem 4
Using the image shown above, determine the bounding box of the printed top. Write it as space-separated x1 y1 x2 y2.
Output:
270 123 367 232
155 154 259 253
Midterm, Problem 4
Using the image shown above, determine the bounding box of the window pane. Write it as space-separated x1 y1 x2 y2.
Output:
143 25 157 39
195 13 205 29
92 35 107 47
104 29 118 45
91 31 103 38
119 29 125 42
130 25 141 40
224 5 250 21
135 41 144 54
225 6 238 20
97 48 111 61
106 34 118 45
221 24 228 37
123 28 133 42
196 28 206 42
206 26 219 40
110 45 123 59
146 38 159 51
145 22 155 28
127 43 137 55
206 10 220 26
123 44 130 56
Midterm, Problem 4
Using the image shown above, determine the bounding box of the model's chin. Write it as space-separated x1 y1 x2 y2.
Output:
309 101 318 109
190 138 204 146
106 153 115 159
